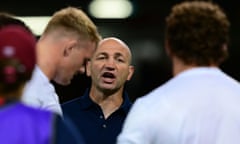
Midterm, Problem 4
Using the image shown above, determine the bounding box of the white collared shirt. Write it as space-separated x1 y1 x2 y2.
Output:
22 66 62 116
117 67 240 144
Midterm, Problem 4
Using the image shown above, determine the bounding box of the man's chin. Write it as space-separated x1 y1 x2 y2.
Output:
100 84 115 90
99 85 120 94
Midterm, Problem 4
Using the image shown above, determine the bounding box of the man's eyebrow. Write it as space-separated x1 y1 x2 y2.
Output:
115 52 124 57
95 52 107 56
98 52 107 54
95 52 126 58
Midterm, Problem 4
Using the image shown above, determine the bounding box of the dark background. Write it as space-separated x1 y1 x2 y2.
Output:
1 0 239 102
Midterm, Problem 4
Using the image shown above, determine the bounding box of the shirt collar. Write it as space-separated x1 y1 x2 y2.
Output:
119 91 132 114
80 88 132 114
31 65 50 83
80 88 95 110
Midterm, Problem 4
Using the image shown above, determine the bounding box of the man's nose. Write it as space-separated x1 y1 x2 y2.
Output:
105 59 116 70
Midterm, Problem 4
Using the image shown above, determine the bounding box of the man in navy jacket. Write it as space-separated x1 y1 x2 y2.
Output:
62 37 135 144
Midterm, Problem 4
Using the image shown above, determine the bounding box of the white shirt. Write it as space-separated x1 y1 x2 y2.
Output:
117 67 240 144
22 66 63 116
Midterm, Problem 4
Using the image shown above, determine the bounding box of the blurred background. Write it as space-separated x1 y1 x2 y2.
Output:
0 0 239 102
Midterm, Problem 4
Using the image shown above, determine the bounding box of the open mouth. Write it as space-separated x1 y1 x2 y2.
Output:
101 72 116 83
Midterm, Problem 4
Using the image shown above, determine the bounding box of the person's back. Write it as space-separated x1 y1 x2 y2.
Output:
117 1 240 144
0 100 85 144
125 67 240 144
0 101 54 144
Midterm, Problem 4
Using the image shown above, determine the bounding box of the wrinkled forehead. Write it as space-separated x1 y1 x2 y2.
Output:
95 38 131 57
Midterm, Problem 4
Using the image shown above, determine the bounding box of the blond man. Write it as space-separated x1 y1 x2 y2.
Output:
22 7 101 116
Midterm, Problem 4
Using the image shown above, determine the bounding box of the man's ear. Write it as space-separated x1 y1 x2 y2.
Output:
86 60 91 77
222 43 228 52
127 65 134 81
165 39 172 57
63 40 77 57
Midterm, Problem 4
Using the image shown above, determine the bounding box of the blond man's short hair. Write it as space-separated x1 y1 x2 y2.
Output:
43 7 101 44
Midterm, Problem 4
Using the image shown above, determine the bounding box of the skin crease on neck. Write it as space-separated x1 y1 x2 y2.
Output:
87 37 134 119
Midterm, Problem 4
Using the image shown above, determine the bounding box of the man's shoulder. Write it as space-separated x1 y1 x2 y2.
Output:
61 97 82 109
1 102 53 123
